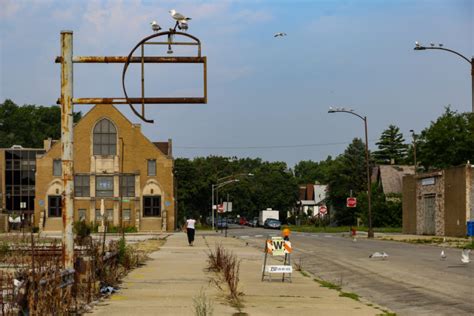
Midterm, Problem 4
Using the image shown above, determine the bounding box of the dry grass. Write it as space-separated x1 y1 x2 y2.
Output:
206 243 243 309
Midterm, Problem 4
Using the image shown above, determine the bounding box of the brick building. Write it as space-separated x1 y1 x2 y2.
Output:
34 104 175 232
402 164 473 237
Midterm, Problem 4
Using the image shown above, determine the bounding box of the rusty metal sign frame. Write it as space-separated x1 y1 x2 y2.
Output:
55 30 207 123
122 30 207 123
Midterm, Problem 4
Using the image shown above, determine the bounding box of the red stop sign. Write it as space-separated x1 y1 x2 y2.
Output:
319 205 327 214
346 197 357 208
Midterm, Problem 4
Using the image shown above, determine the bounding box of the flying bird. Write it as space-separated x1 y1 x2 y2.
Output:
440 250 447 260
274 32 287 38
150 21 161 32
170 9 191 22
461 249 470 264
369 252 388 260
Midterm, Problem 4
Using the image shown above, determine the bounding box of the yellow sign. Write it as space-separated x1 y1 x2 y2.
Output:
271 237 285 256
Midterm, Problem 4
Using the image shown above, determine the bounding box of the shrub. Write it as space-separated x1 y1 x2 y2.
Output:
73 221 91 244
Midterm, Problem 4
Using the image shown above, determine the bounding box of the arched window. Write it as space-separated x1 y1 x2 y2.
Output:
93 119 117 155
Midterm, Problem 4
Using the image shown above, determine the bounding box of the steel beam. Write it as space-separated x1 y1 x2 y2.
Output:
56 97 206 104
55 56 206 63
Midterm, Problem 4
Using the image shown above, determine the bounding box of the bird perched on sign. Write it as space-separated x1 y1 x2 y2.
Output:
150 21 161 32
170 9 191 22
274 32 287 38
369 252 388 260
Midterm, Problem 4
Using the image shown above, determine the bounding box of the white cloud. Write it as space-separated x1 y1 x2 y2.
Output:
0 0 22 19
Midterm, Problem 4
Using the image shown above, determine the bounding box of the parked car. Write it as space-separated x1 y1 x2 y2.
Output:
239 217 248 225
264 218 281 229
250 217 258 227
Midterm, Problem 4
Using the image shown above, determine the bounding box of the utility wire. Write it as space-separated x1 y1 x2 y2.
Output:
175 139 378 150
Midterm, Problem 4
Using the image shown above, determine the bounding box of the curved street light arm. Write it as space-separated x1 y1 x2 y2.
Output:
328 109 366 121
216 179 239 189
414 46 472 65
217 172 254 183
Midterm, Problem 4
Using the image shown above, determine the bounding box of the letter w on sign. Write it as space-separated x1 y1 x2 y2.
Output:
271 237 285 256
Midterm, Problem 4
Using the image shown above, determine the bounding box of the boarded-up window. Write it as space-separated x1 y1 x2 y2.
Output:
143 196 161 217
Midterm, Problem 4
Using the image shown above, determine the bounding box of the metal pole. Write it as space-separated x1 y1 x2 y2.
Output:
216 187 219 232
60 30 74 269
364 117 373 238
211 185 215 230
471 58 474 113
120 137 124 239
413 136 417 174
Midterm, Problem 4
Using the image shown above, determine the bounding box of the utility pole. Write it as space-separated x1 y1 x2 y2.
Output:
60 31 74 269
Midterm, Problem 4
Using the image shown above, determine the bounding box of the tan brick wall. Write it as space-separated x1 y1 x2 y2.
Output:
0 149 4 214
444 165 467 237
402 174 417 234
35 104 175 232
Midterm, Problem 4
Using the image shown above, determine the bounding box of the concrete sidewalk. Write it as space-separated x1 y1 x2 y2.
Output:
91 232 382 315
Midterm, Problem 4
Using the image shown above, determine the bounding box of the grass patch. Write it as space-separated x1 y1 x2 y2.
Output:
339 291 360 301
314 278 341 291
299 270 310 278
377 312 397 316
193 288 214 316
283 225 401 234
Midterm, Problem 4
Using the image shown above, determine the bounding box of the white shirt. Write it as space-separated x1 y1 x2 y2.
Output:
186 219 196 229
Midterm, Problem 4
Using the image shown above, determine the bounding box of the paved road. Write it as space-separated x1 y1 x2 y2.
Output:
226 226 474 316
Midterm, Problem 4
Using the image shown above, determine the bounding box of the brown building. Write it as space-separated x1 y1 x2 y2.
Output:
34 104 175 232
402 164 473 237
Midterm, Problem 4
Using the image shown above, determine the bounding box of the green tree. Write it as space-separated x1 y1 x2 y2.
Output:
373 124 407 165
417 107 474 170
173 156 299 225
294 156 335 185
356 184 402 227
0 99 82 148
326 138 368 225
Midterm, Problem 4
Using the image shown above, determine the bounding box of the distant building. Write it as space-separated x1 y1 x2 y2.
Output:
0 146 45 230
402 164 473 237
297 183 328 217
34 104 175 232
373 165 415 196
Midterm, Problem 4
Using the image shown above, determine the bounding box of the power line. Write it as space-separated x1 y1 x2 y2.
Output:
175 139 378 150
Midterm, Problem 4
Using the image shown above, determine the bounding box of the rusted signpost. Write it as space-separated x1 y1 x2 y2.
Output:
57 27 207 269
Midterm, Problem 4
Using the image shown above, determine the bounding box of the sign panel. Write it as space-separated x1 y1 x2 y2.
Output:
265 265 293 273
223 202 232 213
421 177 435 186
271 237 285 256
319 205 327 215
217 204 224 213
346 197 357 208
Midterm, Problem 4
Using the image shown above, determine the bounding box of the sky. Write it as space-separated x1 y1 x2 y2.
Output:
1 0 473 167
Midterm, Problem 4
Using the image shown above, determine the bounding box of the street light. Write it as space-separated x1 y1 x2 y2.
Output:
212 179 239 231
328 107 374 238
414 42 474 113
211 173 254 230
409 129 417 174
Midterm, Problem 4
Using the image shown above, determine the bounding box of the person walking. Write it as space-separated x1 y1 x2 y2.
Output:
184 216 196 246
